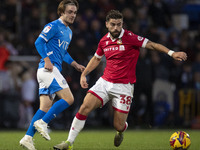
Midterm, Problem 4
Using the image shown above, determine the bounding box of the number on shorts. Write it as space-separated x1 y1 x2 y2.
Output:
120 95 132 105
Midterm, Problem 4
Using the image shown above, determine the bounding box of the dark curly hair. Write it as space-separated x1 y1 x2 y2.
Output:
106 10 123 22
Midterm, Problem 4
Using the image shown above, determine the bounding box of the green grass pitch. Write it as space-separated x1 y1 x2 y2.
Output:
0 129 199 150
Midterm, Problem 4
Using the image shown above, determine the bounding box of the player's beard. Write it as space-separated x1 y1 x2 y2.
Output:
110 30 120 38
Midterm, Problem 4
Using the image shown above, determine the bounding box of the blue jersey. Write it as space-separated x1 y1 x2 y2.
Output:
35 19 74 71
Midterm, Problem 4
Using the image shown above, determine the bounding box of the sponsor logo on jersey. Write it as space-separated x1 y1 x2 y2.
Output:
43 26 51 33
104 46 118 52
58 39 69 50
137 36 143 41
104 45 125 52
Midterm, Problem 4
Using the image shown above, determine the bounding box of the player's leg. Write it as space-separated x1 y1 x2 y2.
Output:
113 110 129 147
111 83 133 147
54 77 109 150
34 66 72 140
34 88 73 140
113 110 129 131
33 94 56 140
20 95 52 150
42 66 73 123
68 93 101 142
40 88 73 123
53 93 101 150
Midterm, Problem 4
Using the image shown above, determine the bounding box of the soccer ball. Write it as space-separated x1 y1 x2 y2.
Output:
169 131 191 150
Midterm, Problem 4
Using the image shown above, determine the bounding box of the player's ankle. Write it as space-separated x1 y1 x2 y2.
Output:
67 140 74 145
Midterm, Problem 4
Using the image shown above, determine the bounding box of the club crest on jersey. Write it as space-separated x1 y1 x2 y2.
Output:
117 39 122 45
62 80 67 84
137 36 143 41
119 45 125 51
43 26 51 33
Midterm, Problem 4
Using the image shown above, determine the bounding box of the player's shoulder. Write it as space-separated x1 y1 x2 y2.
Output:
41 20 60 35
49 19 60 27
123 30 144 42
99 33 109 43
45 19 61 29
123 29 135 37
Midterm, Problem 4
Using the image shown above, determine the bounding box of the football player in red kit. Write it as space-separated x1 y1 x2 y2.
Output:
53 9 187 150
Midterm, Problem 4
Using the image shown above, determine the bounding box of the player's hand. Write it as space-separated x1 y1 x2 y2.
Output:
75 64 85 72
172 52 187 61
80 75 88 89
71 61 85 72
44 57 53 72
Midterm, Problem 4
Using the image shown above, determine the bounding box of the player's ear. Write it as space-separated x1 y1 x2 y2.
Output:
105 21 109 28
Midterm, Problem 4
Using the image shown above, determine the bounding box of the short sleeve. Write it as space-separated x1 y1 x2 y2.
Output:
95 42 104 58
128 31 148 48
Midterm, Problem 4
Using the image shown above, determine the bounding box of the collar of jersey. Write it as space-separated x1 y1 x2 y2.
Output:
58 18 69 28
58 18 64 24
107 28 124 42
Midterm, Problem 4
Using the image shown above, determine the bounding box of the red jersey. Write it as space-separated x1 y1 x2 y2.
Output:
95 29 148 84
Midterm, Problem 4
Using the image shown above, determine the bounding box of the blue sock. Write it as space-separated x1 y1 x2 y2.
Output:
42 99 70 124
26 109 46 137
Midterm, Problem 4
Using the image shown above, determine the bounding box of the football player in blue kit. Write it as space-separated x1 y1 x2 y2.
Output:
19 0 85 150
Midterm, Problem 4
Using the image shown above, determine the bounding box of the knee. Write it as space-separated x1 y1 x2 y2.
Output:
113 122 126 132
63 96 74 105
79 104 91 116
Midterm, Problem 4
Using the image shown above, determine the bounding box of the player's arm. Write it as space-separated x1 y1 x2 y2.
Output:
35 24 57 71
80 56 101 88
71 61 85 72
145 40 187 61
35 37 53 71
63 52 85 72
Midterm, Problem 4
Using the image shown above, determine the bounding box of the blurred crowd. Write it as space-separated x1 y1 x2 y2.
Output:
0 0 200 129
